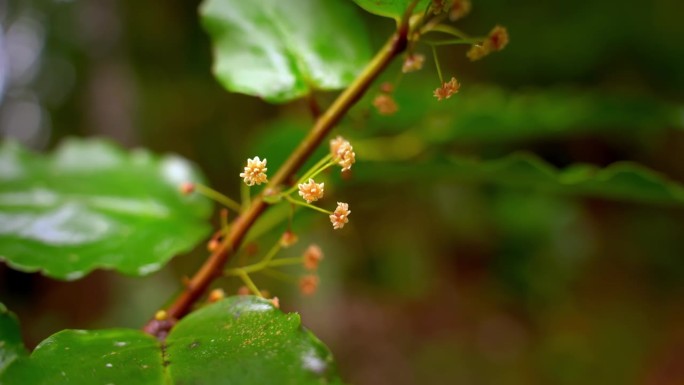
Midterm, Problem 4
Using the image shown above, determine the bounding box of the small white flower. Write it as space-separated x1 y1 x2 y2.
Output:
298 178 325 203
239 156 268 186
329 136 355 171
329 202 351 230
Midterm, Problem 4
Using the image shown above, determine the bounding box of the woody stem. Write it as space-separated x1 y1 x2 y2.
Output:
142 3 417 338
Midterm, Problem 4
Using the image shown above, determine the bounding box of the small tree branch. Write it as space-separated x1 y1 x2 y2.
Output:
143 14 414 338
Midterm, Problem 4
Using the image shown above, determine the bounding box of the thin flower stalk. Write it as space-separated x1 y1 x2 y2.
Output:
261 268 299 284
299 154 333 182
237 270 262 297
240 182 251 211
183 183 242 213
283 155 334 196
284 194 332 215
431 45 444 83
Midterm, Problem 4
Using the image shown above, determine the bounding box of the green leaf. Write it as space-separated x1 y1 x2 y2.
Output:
1 297 342 385
0 303 27 376
0 139 212 280
351 0 431 20
2 329 164 385
200 0 372 103
355 153 684 206
166 296 342 385
363 85 684 144
436 87 684 144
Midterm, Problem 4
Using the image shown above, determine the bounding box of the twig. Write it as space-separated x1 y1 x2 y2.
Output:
143 7 416 339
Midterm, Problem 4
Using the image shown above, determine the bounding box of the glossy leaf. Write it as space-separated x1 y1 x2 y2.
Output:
1 297 342 385
355 153 684 206
2 329 164 385
166 296 343 385
351 0 431 20
0 304 27 376
200 0 372 103
0 139 212 280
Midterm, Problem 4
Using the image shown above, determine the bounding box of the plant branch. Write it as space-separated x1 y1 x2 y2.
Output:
143 9 415 339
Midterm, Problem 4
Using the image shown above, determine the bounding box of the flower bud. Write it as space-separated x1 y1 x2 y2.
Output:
299 275 320 296
180 182 195 195
303 244 324 271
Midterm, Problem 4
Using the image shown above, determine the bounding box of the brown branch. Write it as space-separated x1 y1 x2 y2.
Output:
143 13 414 339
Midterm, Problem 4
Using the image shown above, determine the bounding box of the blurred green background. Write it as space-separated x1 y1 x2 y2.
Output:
1 0 684 384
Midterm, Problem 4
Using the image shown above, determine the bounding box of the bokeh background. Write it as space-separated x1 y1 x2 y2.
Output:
2 0 684 384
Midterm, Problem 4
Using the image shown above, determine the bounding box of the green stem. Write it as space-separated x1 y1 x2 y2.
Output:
304 154 333 178
284 154 334 195
424 38 482 46
420 13 448 34
240 183 251 212
432 45 444 83
195 184 242 213
226 238 282 275
226 256 302 275
284 194 332 215
238 271 262 297
430 24 469 38
267 257 305 268
261 268 298 284
261 240 282 265
306 161 335 182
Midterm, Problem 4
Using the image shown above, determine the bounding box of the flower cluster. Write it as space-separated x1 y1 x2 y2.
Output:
239 156 268 186
431 0 450 15
329 202 351 230
207 288 225 303
373 94 399 116
372 82 399 116
299 275 319 296
402 53 425 73
298 178 325 203
449 0 471 21
280 230 299 248
467 25 509 61
379 1 506 104
431 0 471 18
303 244 323 271
433 77 461 101
226 235 326 299
330 136 355 171
182 3 510 329
239 137 353 232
